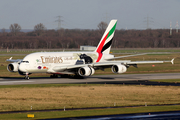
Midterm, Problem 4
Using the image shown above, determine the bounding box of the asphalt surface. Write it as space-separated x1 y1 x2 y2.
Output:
45 111 180 120
0 73 180 85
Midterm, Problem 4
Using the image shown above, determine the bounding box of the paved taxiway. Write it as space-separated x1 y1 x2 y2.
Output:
0 73 179 85
49 111 180 120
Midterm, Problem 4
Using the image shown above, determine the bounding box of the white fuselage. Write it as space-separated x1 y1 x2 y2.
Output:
18 51 114 74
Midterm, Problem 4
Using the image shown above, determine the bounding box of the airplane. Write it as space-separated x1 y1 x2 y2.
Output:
6 19 174 80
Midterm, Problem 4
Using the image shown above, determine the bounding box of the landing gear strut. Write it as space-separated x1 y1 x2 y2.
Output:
24 73 29 80
24 75 29 80
50 74 58 78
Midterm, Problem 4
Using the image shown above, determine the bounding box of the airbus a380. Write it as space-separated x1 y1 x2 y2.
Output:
7 20 174 80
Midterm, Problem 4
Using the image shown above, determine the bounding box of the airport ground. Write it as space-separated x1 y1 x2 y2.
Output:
0 49 180 119
0 75 180 119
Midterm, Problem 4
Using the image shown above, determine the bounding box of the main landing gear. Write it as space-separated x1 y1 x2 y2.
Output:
50 74 58 78
24 75 29 80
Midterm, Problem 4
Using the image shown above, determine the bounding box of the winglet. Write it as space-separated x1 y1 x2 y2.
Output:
6 57 12 61
171 58 175 64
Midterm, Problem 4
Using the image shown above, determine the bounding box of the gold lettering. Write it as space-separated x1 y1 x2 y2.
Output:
40 56 63 63
41 56 45 63
58 57 63 63
49 57 53 63
45 57 49 63
64 57 73 60
54 57 58 63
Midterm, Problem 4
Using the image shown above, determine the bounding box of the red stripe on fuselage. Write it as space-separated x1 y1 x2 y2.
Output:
96 32 109 62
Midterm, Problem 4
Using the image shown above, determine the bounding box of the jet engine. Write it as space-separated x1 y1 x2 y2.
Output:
18 70 26 75
111 64 127 74
7 63 19 72
78 66 95 76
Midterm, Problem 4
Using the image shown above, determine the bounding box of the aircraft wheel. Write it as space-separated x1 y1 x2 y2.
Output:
50 74 58 78
60 74 69 78
74 74 84 79
25 75 29 80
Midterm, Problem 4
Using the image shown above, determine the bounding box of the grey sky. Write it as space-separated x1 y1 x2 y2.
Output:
0 0 179 30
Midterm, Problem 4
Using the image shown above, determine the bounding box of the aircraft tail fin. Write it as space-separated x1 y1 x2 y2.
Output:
95 19 117 62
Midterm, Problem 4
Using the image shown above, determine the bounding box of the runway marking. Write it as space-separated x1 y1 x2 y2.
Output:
0 81 33 84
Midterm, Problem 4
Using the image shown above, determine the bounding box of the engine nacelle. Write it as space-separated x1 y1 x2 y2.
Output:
7 63 19 72
111 64 127 74
78 66 95 76
18 70 26 75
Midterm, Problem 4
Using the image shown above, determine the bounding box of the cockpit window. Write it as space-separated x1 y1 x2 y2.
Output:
21 61 29 63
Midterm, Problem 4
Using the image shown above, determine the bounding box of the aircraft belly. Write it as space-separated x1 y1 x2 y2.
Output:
27 69 48 73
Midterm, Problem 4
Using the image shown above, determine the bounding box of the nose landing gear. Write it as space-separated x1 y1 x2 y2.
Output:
24 73 29 80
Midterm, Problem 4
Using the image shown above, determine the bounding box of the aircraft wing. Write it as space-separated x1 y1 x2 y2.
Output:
129 58 175 65
6 57 22 63
51 60 132 72
51 58 174 73
125 60 171 64
106 53 147 60
92 59 174 67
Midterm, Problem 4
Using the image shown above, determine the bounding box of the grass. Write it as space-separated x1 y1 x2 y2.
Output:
0 84 180 112
1 48 180 54
0 49 78 54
